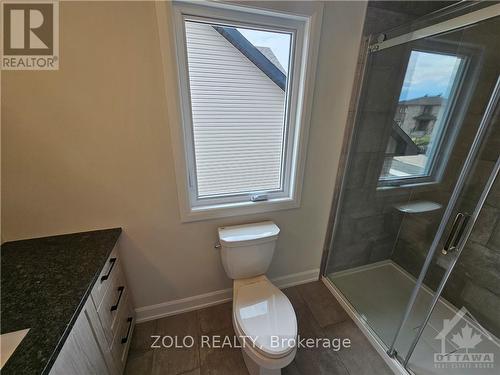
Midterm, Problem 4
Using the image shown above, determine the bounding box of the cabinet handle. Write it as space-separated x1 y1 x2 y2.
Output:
121 317 133 344
110 286 125 311
101 258 117 282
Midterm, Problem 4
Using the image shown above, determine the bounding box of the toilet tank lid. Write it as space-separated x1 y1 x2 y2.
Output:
218 221 280 246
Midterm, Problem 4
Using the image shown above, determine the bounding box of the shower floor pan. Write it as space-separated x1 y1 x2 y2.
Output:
328 260 500 375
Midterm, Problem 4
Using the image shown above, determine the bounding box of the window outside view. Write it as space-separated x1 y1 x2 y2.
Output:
184 20 292 198
380 50 464 182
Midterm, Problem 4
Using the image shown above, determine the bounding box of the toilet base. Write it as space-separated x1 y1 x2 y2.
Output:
242 350 281 375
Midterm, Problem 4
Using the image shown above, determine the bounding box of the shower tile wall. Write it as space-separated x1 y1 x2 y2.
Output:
326 2 450 272
448 177 500 337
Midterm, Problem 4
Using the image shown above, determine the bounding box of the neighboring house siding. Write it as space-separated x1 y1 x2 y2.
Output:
185 21 286 197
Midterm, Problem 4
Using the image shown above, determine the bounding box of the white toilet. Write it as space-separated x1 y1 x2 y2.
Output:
218 221 297 375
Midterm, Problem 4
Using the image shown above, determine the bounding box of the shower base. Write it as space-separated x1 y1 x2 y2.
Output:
326 260 499 375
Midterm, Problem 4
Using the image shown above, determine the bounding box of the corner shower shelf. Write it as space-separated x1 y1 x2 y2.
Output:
394 201 442 214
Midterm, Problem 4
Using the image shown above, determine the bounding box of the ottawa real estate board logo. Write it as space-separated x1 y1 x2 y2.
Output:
434 307 499 371
1 1 59 70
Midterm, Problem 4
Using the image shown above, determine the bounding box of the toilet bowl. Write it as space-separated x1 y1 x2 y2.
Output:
218 221 297 375
233 276 297 375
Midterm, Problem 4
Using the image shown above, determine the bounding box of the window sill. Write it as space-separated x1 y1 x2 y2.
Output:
181 197 300 222
376 179 439 192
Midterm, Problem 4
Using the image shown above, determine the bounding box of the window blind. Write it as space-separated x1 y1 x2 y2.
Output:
185 21 288 198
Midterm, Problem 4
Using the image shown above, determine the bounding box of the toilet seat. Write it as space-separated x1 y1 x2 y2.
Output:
233 276 297 359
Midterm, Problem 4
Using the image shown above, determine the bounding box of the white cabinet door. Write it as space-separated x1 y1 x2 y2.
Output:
50 299 111 375
50 243 134 375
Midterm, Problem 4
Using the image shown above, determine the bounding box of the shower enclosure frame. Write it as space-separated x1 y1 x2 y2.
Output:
320 3 500 373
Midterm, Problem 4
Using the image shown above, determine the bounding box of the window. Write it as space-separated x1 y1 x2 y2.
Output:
170 1 319 220
416 119 430 132
185 21 291 198
379 50 467 186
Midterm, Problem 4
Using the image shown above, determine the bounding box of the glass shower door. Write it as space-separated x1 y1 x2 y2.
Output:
406 156 500 375
387 84 499 366
384 13 500 374
324 7 500 373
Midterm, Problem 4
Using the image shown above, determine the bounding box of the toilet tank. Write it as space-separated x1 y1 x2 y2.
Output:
218 221 280 279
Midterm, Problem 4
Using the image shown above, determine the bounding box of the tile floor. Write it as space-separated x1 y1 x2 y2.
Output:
124 281 392 375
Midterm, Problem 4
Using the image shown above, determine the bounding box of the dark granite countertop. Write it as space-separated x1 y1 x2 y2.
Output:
1 228 122 375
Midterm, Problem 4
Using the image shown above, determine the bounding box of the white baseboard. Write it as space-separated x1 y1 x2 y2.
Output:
135 287 233 323
135 268 320 323
272 268 320 289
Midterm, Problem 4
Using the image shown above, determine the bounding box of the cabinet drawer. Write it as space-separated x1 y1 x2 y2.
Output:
91 246 119 309
97 260 129 345
110 297 135 374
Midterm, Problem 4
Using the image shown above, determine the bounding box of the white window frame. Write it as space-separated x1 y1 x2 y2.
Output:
378 50 467 187
157 0 322 221
377 40 481 189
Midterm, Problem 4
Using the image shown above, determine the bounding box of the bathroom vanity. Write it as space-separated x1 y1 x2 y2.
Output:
0 228 135 375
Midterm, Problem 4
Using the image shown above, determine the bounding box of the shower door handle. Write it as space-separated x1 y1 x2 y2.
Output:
442 213 470 255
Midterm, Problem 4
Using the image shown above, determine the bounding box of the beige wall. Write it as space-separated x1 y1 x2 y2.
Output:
1 1 366 309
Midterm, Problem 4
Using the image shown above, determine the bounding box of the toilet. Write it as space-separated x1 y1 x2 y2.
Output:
218 221 297 375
